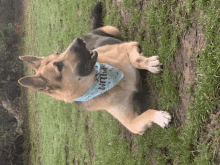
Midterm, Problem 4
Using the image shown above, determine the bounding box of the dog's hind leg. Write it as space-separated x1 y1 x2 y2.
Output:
126 42 162 73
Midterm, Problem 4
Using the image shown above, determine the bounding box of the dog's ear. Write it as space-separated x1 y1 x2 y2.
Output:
18 76 47 90
77 51 98 76
19 56 44 71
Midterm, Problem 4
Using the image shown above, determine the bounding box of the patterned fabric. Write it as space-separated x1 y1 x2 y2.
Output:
74 62 124 101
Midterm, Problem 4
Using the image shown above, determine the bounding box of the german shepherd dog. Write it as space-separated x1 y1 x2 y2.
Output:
18 2 171 135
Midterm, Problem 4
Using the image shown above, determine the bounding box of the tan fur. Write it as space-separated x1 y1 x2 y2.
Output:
18 26 171 135
100 25 121 39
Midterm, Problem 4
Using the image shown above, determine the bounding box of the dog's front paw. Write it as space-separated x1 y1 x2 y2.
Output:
154 111 171 128
146 56 162 73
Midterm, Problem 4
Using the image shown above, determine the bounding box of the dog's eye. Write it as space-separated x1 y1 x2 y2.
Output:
53 61 63 72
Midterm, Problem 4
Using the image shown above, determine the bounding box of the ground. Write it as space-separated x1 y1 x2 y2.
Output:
4 0 219 164
175 22 204 126
116 0 204 126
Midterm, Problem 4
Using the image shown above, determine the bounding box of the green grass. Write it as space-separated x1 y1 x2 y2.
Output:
21 0 220 164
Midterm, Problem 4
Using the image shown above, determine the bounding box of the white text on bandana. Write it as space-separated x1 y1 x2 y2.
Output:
74 63 124 101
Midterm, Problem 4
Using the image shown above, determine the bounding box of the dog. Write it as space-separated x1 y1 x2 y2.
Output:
18 2 171 135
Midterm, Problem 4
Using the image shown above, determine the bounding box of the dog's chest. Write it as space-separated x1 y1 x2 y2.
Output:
95 44 138 92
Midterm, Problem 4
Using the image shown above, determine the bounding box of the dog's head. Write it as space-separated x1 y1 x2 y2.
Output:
18 38 98 102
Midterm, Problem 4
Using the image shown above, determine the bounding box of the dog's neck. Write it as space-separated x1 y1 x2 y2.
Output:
73 69 96 99
74 63 124 101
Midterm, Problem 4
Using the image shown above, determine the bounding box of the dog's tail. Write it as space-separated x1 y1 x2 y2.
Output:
91 1 103 31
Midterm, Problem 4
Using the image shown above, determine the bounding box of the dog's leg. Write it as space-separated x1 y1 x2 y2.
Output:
131 110 171 135
107 104 171 135
126 42 162 73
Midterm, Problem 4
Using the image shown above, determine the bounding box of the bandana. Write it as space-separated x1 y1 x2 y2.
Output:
74 63 124 101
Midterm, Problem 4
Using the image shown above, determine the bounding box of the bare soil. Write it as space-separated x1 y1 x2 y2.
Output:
14 0 30 34
0 0 28 164
1 0 28 133
174 23 204 126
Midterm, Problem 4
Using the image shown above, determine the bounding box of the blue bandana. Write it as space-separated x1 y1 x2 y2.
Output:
74 63 124 101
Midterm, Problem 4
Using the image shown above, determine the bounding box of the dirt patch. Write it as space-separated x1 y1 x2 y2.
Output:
118 124 137 154
114 0 131 25
174 23 204 126
14 0 30 34
77 7 82 19
0 0 28 131
115 0 151 25
0 0 29 164
0 0 29 133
